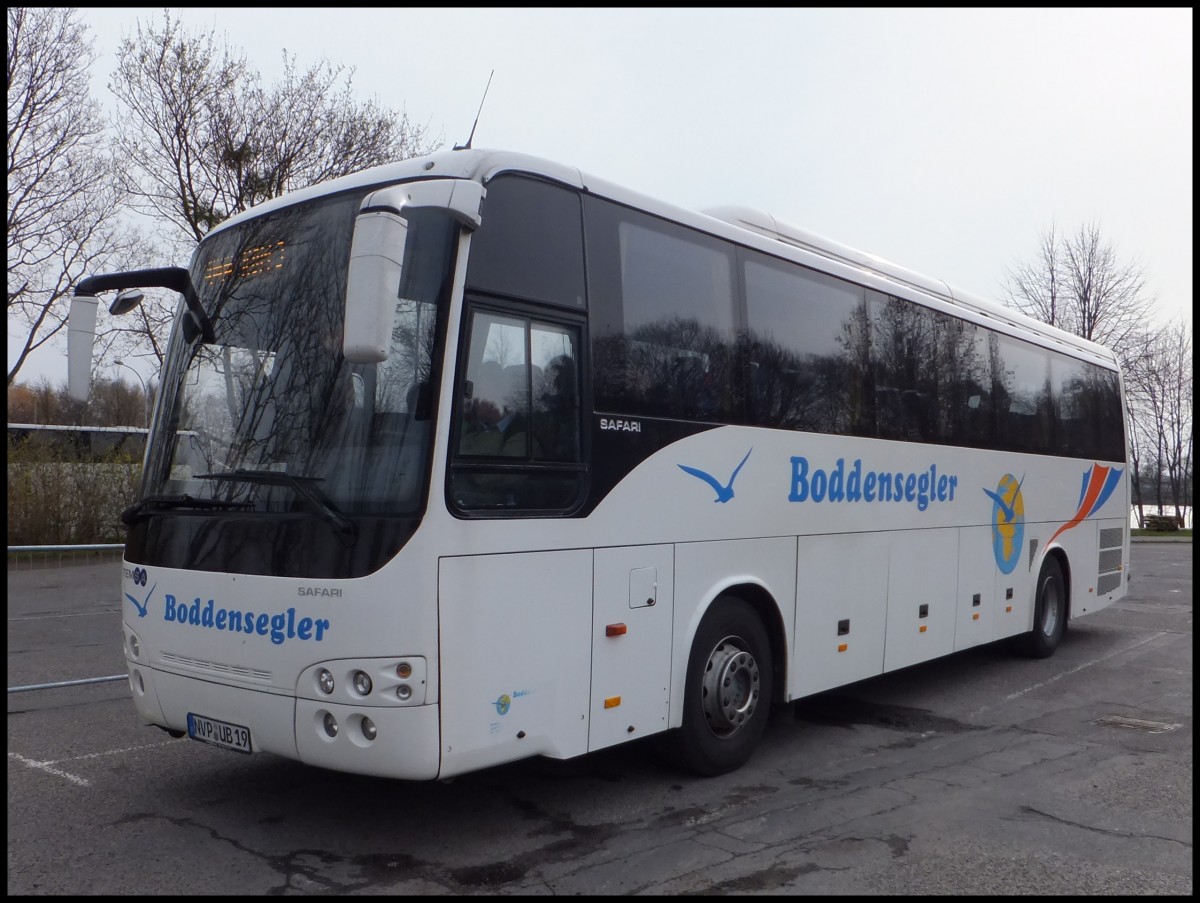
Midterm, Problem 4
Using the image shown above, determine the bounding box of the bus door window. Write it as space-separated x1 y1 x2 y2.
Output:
451 307 583 513
534 350 580 462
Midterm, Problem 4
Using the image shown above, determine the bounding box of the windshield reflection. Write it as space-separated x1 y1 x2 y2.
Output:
141 192 454 519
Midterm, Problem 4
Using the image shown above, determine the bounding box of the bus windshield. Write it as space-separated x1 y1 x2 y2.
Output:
141 190 456 518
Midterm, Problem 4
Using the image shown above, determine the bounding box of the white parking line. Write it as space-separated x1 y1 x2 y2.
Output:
969 631 1167 719
60 741 179 762
8 752 90 787
8 741 179 787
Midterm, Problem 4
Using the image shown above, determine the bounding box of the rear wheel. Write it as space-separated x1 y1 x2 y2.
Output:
1011 556 1067 659
666 596 773 776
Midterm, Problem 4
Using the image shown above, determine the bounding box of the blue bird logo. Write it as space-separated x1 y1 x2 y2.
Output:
678 448 753 503
125 582 155 618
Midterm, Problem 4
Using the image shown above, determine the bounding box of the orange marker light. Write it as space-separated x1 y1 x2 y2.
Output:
919 625 927 633
605 623 627 637
837 643 848 653
604 696 621 708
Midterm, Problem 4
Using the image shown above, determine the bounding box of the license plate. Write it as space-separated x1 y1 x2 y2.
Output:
187 712 252 754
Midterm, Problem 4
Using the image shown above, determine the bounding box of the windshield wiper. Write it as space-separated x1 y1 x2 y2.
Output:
121 494 253 525
197 469 357 542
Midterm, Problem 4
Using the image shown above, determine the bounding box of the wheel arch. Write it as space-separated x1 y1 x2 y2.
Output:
1041 545 1073 621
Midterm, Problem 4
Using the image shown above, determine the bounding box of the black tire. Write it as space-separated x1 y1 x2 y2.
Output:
665 596 774 777
1011 555 1067 659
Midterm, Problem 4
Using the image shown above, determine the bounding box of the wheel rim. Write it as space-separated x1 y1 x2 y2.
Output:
701 634 761 738
1040 575 1061 637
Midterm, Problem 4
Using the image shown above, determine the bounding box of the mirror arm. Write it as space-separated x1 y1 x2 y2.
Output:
74 267 214 342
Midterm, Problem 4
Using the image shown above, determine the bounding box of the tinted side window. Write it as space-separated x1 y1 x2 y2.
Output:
993 334 1052 454
1092 366 1126 461
743 250 873 436
1053 354 1125 460
586 197 739 422
959 325 1002 449
466 176 585 308
931 313 985 447
870 291 939 443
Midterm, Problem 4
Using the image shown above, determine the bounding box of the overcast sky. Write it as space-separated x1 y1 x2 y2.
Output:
9 7 1193 386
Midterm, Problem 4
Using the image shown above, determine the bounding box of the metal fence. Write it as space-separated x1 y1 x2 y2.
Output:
6 543 125 570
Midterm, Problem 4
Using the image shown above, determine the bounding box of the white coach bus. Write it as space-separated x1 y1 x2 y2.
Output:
67 148 1130 780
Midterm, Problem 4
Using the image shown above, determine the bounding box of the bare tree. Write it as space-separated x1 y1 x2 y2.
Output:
1123 318 1194 526
110 10 439 244
5 375 83 425
89 10 440 371
1002 223 1067 331
1123 379 1150 527
90 375 151 427
1002 219 1180 518
1002 220 1155 367
1161 320 1194 524
6 7 141 386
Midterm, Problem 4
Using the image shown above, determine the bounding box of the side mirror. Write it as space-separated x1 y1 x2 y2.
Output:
67 267 208 404
67 295 99 402
343 179 485 364
343 207 409 363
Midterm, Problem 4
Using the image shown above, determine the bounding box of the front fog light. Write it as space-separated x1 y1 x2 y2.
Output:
361 717 377 741
352 670 372 696
323 712 339 737
396 684 412 701
317 668 335 694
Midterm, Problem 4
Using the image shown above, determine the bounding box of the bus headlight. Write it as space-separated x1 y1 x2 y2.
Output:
298 658 427 705
317 668 335 694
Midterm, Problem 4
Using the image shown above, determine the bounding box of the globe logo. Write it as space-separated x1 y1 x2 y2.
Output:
985 474 1025 575
493 693 511 716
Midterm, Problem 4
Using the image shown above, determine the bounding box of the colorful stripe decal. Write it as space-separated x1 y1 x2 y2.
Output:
1047 463 1123 546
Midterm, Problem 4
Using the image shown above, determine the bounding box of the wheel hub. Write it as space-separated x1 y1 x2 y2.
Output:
1041 578 1061 636
701 637 761 737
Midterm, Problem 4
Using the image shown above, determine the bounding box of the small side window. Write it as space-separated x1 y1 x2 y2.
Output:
450 307 584 513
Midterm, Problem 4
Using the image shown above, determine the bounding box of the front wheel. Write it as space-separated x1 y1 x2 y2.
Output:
665 596 773 776
1011 556 1067 659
